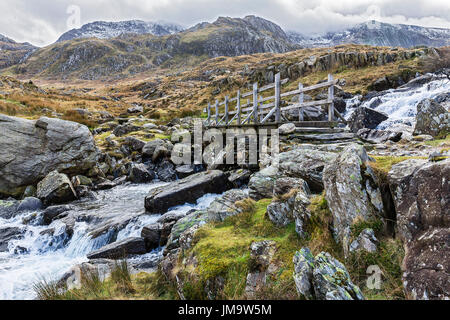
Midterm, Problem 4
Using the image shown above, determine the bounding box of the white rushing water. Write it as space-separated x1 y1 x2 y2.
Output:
345 75 450 130
0 182 221 300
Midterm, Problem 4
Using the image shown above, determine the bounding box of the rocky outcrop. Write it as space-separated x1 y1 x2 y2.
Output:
0 115 98 197
145 170 230 213
36 171 77 205
413 98 449 137
323 144 384 253
388 158 449 300
293 248 364 300
87 237 147 260
349 107 389 133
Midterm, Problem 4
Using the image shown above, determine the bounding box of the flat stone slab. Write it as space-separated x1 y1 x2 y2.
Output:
145 170 230 214
87 237 147 260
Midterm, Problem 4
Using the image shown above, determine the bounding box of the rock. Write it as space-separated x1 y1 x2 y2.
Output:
0 115 98 197
165 210 209 251
71 175 93 188
349 228 378 253
278 123 296 135
124 137 146 152
127 105 144 114
334 97 346 114
175 165 195 179
413 98 449 137
388 158 450 300
152 145 171 162
155 160 177 182
0 200 19 219
370 77 391 91
112 124 141 137
388 158 449 243
141 224 161 251
357 128 403 144
245 240 277 299
227 169 251 188
128 163 155 183
37 171 77 205
248 166 279 200
403 228 449 300
349 107 389 133
145 170 230 214
206 189 249 222
143 123 158 130
273 177 309 197
293 248 364 300
0 227 23 252
87 237 147 260
293 248 315 299
17 197 43 212
142 139 173 159
323 144 384 253
42 205 73 225
312 252 364 300
23 186 37 198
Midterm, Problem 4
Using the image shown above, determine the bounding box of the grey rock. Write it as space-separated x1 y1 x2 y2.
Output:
42 205 73 225
413 98 449 137
141 224 161 251
0 115 98 197
206 189 249 222
0 199 19 219
293 248 315 299
278 123 296 135
17 197 43 212
87 237 147 260
128 163 155 183
37 171 77 205
0 227 23 252
349 107 389 133
357 128 402 144
155 160 177 182
145 170 230 214
349 228 378 253
124 136 146 152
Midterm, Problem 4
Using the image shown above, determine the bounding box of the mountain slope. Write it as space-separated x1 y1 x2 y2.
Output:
57 20 184 42
9 16 300 80
288 21 450 48
0 35 36 69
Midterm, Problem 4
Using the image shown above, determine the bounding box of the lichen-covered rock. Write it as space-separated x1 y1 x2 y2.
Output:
36 171 77 205
293 248 364 300
349 228 378 253
293 248 315 299
165 210 208 251
323 144 384 254
248 166 279 200
245 240 277 299
413 98 449 137
0 115 98 197
312 252 364 300
206 189 249 222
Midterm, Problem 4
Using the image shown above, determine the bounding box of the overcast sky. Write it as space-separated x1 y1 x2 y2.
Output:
1 0 449 47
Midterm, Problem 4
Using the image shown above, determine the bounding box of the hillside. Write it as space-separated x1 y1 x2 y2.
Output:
57 20 184 42
0 34 36 69
288 21 450 48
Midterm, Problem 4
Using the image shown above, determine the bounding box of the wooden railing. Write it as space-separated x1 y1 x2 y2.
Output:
204 73 346 127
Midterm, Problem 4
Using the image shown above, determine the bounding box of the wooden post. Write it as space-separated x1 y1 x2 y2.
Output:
224 95 229 125
298 83 304 121
274 73 281 123
253 83 258 124
215 100 219 125
237 90 241 125
207 102 211 125
328 74 334 122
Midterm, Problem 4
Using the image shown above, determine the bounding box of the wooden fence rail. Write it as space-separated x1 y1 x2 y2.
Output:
204 73 346 127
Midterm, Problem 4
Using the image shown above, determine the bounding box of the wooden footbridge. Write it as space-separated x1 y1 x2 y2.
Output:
204 73 347 130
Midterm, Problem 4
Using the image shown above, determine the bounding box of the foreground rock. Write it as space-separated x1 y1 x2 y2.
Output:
37 171 77 205
145 170 230 213
413 98 449 137
245 241 277 299
357 128 402 144
293 248 364 300
349 107 388 133
87 237 147 260
0 115 98 197
323 144 384 253
388 158 449 300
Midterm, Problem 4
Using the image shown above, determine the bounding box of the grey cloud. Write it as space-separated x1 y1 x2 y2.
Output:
0 0 449 46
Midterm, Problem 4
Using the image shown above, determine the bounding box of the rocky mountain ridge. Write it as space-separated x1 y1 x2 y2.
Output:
0 34 36 69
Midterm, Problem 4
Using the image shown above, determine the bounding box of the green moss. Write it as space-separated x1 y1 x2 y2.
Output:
350 218 383 238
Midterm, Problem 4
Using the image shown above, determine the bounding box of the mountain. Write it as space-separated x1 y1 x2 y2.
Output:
288 21 450 48
9 16 300 80
0 34 36 69
57 20 184 42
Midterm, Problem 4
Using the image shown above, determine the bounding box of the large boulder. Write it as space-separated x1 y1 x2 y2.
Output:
388 158 450 300
36 171 77 205
413 98 449 137
145 170 230 214
87 237 147 260
323 144 384 253
0 115 98 197
349 107 389 133
293 248 364 300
